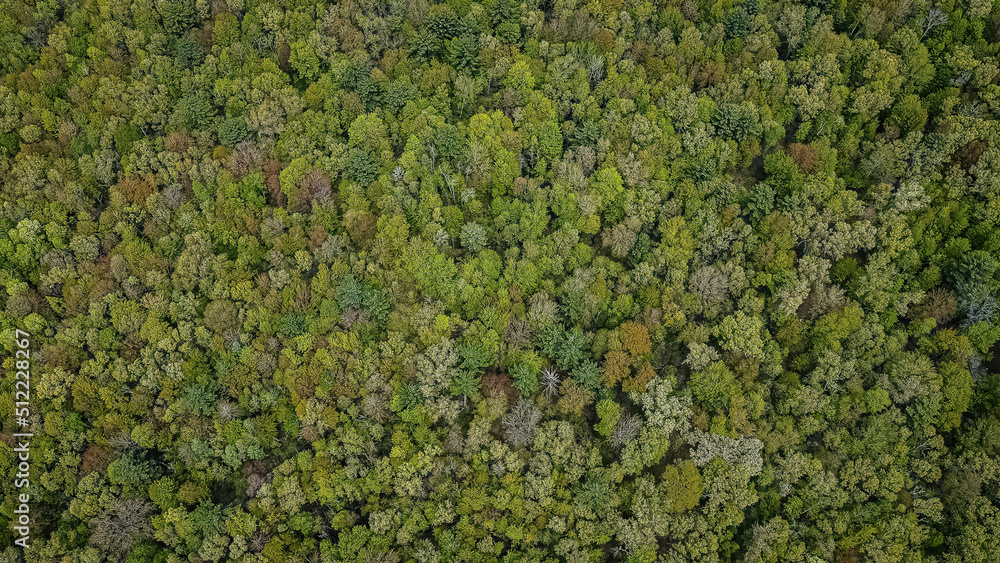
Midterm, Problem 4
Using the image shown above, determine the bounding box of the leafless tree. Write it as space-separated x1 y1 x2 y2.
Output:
610 413 642 450
89 499 154 556
689 265 729 305
587 54 605 86
295 168 333 211
541 368 561 398
250 530 270 552
217 400 242 421
920 8 947 38
504 318 532 348
362 393 390 423
228 140 263 176
503 399 542 448
107 432 139 452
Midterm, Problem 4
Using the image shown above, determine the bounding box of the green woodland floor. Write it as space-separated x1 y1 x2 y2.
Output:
2 0 1000 561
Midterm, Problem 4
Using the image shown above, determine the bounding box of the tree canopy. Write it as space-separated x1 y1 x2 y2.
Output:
2 0 1000 561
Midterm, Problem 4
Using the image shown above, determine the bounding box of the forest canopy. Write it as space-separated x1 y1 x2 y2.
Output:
1 0 1000 561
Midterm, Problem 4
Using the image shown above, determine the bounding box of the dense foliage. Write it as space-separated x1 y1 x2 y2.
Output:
1 0 1000 561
